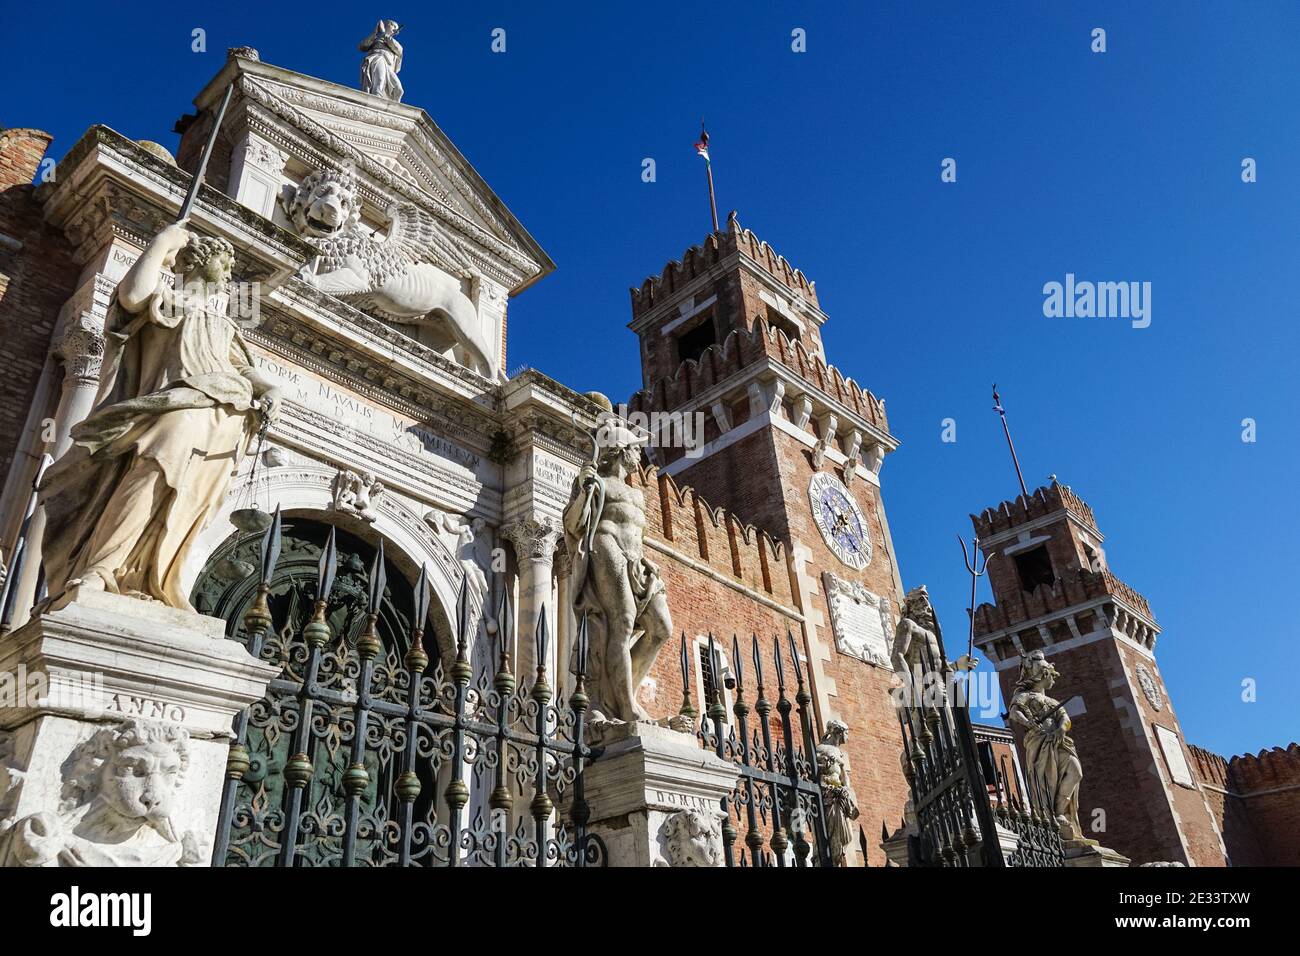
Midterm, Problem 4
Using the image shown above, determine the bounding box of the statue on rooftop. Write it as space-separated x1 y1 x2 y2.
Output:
360 20 404 102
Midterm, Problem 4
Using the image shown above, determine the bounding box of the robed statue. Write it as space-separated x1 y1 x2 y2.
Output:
37 221 280 613
562 410 673 723
816 719 861 866
359 20 404 102
1008 650 1085 843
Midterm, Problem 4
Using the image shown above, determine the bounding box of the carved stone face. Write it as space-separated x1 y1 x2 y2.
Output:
663 809 722 867
99 740 184 824
291 175 359 238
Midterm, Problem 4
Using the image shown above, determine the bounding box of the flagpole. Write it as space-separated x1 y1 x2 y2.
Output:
698 122 719 233
705 159 719 233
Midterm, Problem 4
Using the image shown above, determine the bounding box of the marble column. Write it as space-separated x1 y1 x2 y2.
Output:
7 316 104 629
501 515 562 688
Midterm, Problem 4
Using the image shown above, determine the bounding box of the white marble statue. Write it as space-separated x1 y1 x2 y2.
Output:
0 720 206 867
562 409 673 723
285 166 497 379
37 221 279 612
359 20 404 102
890 585 949 715
1008 650 1085 844
426 509 488 601
816 719 861 866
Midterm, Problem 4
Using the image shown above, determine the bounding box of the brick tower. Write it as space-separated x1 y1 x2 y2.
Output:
626 215 911 863
969 481 1228 865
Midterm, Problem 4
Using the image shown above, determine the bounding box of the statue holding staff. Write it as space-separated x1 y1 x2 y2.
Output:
38 220 280 612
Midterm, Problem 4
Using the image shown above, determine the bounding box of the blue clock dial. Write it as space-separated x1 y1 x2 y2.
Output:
809 473 871 570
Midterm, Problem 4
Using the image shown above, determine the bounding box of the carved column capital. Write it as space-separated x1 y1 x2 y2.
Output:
55 314 105 388
502 515 561 564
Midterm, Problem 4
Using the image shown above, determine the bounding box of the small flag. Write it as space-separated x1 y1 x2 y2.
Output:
695 129 710 163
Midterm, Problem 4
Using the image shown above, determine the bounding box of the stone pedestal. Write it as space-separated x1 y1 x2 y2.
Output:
0 588 278 866
1063 841 1131 867
575 721 738 867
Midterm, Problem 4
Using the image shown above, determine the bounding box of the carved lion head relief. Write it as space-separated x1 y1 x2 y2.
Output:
285 165 361 238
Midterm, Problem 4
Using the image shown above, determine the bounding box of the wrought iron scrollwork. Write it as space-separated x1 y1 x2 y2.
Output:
209 511 605 867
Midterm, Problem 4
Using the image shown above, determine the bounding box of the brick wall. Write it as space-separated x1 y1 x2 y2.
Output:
1190 742 1300 866
0 129 76 502
623 456 912 864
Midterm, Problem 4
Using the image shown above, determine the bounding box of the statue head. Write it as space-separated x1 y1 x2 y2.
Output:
287 166 361 238
661 809 723 867
823 718 849 747
1014 650 1060 694
175 235 234 287
63 719 190 835
593 412 648 476
901 585 936 630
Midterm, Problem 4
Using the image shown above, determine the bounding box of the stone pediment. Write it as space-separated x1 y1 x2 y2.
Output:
183 51 552 296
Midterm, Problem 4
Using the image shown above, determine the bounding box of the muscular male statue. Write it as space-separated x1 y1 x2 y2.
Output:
562 411 673 722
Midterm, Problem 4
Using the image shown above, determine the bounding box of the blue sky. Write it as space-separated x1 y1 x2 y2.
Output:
3 2 1297 757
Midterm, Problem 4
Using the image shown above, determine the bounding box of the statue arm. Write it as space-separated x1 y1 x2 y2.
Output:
117 222 191 314
891 620 913 673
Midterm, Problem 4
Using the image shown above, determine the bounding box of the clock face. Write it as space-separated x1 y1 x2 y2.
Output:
808 472 871 570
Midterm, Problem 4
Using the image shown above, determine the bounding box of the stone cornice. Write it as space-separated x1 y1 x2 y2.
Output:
42 125 315 273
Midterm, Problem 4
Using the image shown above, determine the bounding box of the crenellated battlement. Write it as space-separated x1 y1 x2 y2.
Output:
629 215 818 319
971 481 1098 538
1189 744 1231 790
627 462 795 607
1227 743 1300 794
972 566 1156 640
627 316 888 431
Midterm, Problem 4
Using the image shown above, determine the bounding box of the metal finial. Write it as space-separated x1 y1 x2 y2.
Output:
576 611 590 676
534 606 548 666
317 525 338 602
730 634 743 692
497 587 514 656
413 563 430 630
786 630 804 685
259 505 282 585
367 539 386 608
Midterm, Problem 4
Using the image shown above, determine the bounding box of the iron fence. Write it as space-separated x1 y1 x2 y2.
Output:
212 509 604 867
895 615 1063 867
689 633 835 867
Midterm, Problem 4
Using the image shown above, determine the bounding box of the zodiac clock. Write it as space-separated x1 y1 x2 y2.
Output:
808 472 871 570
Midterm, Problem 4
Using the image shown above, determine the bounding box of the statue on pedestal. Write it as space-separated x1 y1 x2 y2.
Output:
562 410 673 722
816 719 861 866
1008 650 1085 843
37 221 279 612
359 20 404 102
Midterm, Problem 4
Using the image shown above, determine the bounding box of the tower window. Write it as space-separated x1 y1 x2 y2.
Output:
765 305 802 343
1013 545 1055 592
677 314 717 364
